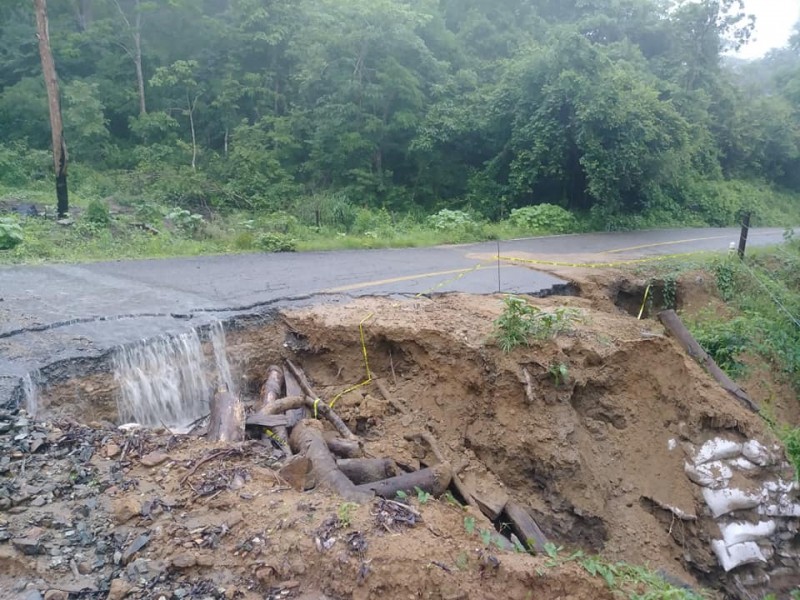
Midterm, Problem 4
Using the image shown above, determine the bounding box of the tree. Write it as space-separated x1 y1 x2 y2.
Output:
111 0 147 115
150 60 203 170
33 0 68 218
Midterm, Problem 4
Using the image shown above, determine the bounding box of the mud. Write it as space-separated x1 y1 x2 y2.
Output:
3 286 799 599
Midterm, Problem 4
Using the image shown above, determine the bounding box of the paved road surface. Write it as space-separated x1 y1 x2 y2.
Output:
0 226 787 401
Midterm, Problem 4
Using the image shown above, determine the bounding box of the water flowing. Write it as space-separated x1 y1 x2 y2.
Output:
22 372 39 417
210 321 235 395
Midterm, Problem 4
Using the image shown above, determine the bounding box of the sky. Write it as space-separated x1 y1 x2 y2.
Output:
735 0 800 59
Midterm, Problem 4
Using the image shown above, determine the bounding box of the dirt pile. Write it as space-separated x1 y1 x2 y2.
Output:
4 292 799 599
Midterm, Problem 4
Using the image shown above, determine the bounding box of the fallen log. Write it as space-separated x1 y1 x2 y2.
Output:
289 420 373 504
355 463 452 499
286 360 319 400
207 391 245 443
337 458 397 485
258 365 290 454
658 310 759 413
404 431 480 512
503 502 550 554
244 414 290 428
258 395 357 442
324 433 362 459
283 366 308 424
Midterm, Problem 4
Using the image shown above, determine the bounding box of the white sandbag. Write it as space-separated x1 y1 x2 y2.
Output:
694 439 742 466
720 520 776 546
758 500 800 518
684 461 733 488
711 540 767 572
728 457 759 472
742 440 774 467
703 488 762 518
762 479 799 496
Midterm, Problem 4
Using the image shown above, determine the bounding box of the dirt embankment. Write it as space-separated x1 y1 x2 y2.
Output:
3 285 798 599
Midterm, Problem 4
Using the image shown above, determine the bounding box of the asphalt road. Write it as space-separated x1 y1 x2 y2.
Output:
0 226 788 401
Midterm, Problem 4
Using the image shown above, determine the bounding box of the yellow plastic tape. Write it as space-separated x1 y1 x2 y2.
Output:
329 313 375 409
637 284 652 320
498 251 710 269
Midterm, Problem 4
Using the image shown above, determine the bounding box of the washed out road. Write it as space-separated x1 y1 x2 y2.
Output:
0 226 787 401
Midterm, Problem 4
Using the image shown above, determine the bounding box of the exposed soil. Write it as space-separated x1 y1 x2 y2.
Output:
3 284 798 599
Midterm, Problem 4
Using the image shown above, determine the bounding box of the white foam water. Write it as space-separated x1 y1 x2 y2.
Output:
113 329 211 428
210 321 235 395
22 372 40 417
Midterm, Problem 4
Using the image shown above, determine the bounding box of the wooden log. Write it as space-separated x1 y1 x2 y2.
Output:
258 395 357 441
355 463 452 499
503 502 550 554
258 365 290 454
323 433 362 459
289 420 373 504
658 310 759 412
337 458 397 485
283 366 308 426
207 391 245 443
285 360 319 399
245 414 290 428
403 431 480 512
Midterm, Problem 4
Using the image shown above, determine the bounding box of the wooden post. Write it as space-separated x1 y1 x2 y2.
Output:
737 212 751 260
34 0 69 218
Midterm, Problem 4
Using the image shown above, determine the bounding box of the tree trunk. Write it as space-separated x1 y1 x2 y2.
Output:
658 310 759 412
503 502 550 554
336 458 397 485
208 391 245 443
133 18 146 115
76 0 92 31
258 366 290 454
34 0 69 218
188 94 198 170
355 464 452 499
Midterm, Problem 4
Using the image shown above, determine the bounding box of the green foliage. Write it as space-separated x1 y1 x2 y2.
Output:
509 205 578 234
427 209 476 232
494 296 581 352
256 232 297 253
783 428 800 480
337 502 358 527
463 516 475 535
0 217 24 250
548 362 569 387
713 259 739 301
166 208 205 237
414 486 431 505
85 199 111 227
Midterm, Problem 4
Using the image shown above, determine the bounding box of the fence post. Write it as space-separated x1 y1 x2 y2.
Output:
737 212 751 260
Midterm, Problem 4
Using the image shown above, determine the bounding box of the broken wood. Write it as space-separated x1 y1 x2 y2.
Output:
244 414 290 429
324 433 362 459
658 310 759 412
258 365 290 455
374 379 408 415
522 367 535 403
257 395 357 441
289 420 373 504
503 502 550 554
207 391 245 443
283 366 308 424
404 431 480 512
356 463 452 499
337 458 397 485
286 360 319 400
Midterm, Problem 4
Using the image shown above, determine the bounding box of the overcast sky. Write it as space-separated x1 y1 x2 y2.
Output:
735 0 800 59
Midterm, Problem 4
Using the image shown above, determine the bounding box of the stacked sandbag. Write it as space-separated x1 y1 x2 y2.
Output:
681 436 800 597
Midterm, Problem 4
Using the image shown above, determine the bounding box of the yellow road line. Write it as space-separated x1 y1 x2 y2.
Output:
604 231 774 254
322 265 487 294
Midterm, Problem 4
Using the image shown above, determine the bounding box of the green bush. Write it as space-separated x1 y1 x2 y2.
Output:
690 316 752 377
352 207 393 235
257 232 296 252
0 217 24 250
166 208 205 237
494 295 582 352
85 199 111 226
509 204 578 233
427 209 475 231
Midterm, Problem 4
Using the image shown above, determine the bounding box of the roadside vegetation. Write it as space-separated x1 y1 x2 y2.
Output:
1 1 800 262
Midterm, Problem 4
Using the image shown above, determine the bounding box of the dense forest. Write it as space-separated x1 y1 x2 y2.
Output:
1 0 799 244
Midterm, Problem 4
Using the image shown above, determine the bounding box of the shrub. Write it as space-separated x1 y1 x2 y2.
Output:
85 199 111 226
352 207 393 235
427 209 475 231
509 204 577 233
166 208 205 237
494 295 581 352
257 232 296 253
0 217 24 250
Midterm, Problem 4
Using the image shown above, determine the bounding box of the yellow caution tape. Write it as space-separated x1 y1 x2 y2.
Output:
497 250 711 269
637 284 652 320
329 313 375 409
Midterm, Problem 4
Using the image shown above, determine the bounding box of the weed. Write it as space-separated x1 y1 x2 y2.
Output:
713 258 738 301
464 516 476 535
509 204 578 233
414 486 431 505
337 502 358 527
662 275 677 310
479 529 492 546
780 427 800 480
494 295 581 352
442 491 461 508
166 208 205 237
0 217 24 250
85 199 111 226
454 552 469 571
548 362 569 386
395 490 408 500
257 232 297 253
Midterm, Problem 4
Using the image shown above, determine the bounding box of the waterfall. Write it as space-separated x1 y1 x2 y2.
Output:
112 321 236 430
22 372 40 417
210 321 235 396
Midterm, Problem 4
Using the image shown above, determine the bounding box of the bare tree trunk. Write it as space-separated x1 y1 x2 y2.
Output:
188 94 198 170
76 0 92 31
34 0 69 218
133 13 146 115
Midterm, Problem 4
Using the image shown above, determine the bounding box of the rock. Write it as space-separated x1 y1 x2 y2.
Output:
22 591 43 600
112 498 140 524
44 591 68 600
140 452 169 468
121 534 150 564
106 579 132 600
279 457 312 492
104 443 121 459
170 552 197 569
30 496 46 508
12 532 44 556
77 561 92 574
